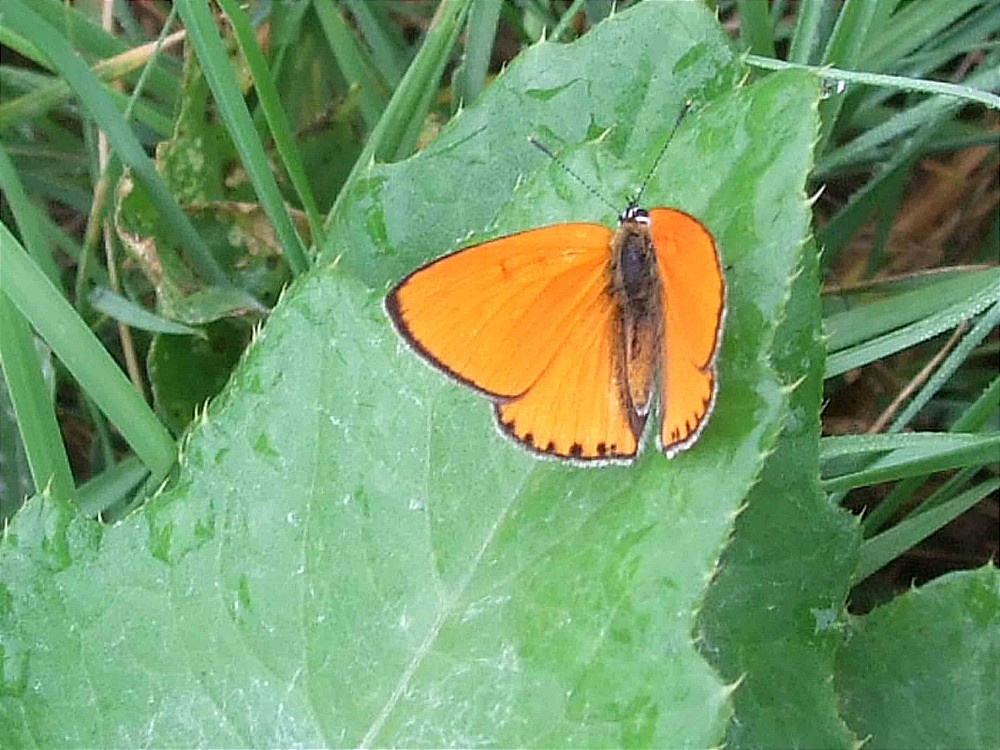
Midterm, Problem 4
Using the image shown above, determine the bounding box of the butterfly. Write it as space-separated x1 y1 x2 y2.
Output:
386 153 725 464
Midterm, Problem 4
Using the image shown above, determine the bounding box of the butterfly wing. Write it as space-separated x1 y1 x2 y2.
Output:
388 223 640 460
387 223 613 397
649 208 725 456
495 280 641 461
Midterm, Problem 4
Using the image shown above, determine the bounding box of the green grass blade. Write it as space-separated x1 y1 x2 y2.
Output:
342 0 408 88
822 431 997 460
76 455 149 517
326 0 472 229
313 0 390 131
219 0 325 248
737 0 776 57
0 144 60 285
863 3 1000 107
0 142 76 506
817 121 936 265
0 295 76 507
746 57 1000 115
111 0 147 43
820 432 1000 492
815 64 1000 175
825 268 1000 353
854 306 1000 526
0 223 176 484
81 390 115 473
175 0 310 275
856 478 1000 582
817 126 999 175
894 8 1000 72
865 167 906 275
550 0 587 42
26 0 181 104
0 324 37 517
816 0 881 151
0 30 181 134
0 25 46 67
453 0 503 107
949 375 1000 437
87 287 204 337
886 302 1000 431
2 0 229 288
863 376 1000 535
826 291 998 508
861 0 987 70
0 65 172 139
389 0 471 163
787 0 827 64
825 271 999 378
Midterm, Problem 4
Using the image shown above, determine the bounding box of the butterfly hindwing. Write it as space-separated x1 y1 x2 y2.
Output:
495 279 641 461
649 208 725 456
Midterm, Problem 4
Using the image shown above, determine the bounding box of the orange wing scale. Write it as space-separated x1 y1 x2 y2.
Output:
648 208 725 455
387 222 640 461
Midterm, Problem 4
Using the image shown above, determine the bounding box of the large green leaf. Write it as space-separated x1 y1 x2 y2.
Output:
836 565 1000 749
0 3 818 745
697 236 861 748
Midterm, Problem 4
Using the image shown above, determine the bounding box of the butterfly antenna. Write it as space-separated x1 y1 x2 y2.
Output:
528 136 620 214
632 99 693 204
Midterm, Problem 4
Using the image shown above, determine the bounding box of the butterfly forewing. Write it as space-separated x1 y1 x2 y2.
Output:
387 223 613 398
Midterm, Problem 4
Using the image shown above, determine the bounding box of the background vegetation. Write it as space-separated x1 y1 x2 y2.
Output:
1 0 997 746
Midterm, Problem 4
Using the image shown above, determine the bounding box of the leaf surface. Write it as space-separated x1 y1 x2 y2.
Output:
836 566 1000 750
0 3 819 746
697 237 861 748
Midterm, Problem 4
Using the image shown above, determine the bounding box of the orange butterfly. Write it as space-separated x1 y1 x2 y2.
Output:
386 172 725 464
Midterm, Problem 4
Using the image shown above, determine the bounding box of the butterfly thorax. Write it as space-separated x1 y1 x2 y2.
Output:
610 210 662 425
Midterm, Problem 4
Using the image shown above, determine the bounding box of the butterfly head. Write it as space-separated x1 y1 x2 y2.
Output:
619 203 650 226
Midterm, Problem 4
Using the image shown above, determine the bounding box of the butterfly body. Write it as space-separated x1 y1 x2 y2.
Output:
387 204 724 464
609 205 662 435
